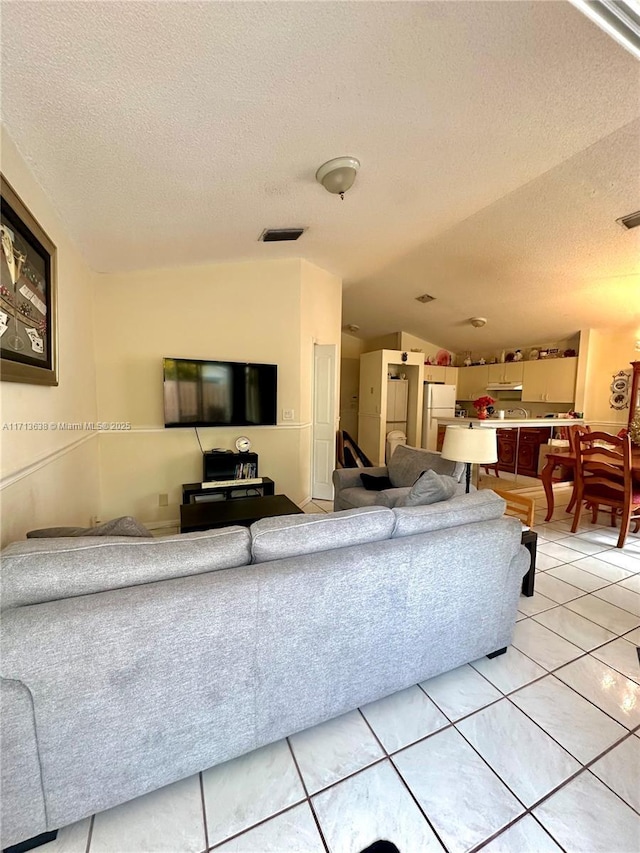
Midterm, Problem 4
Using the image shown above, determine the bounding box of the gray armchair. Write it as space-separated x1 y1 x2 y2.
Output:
333 444 466 511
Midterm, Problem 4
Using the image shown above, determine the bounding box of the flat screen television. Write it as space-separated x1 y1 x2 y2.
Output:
163 357 277 428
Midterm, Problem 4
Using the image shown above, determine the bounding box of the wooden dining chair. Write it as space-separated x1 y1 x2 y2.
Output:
571 431 640 548
565 423 591 515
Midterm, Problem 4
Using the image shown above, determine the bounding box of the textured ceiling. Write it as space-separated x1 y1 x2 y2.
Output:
1 1 639 350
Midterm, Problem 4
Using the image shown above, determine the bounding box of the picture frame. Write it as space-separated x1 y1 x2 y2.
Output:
1 176 58 385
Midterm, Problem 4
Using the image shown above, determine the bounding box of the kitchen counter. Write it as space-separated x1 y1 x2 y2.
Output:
437 418 585 429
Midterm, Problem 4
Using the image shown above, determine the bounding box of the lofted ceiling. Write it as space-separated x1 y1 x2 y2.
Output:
1 1 639 351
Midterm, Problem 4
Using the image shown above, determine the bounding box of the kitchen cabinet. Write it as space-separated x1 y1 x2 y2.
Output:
496 426 553 477
497 428 518 473
424 365 445 382
424 365 458 385
522 357 577 403
487 362 524 384
386 379 408 423
456 365 490 401
436 424 447 452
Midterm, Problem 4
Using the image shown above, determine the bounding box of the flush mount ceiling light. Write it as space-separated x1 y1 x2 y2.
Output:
416 293 436 303
345 323 360 333
316 157 360 200
568 0 640 60
469 317 488 328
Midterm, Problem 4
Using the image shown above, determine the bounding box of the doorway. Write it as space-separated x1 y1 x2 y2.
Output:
312 344 337 500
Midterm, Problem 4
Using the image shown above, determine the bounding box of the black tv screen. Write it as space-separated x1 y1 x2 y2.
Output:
163 357 277 427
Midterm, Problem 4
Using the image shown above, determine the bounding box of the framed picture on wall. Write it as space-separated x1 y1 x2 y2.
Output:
0 176 58 385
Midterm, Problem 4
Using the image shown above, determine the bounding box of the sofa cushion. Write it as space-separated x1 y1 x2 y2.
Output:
27 516 152 538
387 444 464 488
337 487 382 509
399 470 458 507
250 506 395 563
391 490 507 538
0 527 252 608
360 473 393 491
373 487 411 508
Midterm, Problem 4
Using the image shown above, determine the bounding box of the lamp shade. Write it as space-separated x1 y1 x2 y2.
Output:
441 425 498 464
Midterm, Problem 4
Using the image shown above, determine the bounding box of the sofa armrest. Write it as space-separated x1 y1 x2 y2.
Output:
332 466 388 492
1 679 48 847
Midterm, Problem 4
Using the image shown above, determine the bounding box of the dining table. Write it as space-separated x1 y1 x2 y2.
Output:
540 444 640 522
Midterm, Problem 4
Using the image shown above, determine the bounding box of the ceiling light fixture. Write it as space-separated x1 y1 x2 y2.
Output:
345 324 360 333
416 294 436 303
568 0 640 60
469 317 487 328
316 157 360 200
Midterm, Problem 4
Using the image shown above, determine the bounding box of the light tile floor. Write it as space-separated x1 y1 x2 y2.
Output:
41 488 639 853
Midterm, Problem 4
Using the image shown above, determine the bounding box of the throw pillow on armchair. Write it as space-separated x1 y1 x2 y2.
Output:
399 470 458 507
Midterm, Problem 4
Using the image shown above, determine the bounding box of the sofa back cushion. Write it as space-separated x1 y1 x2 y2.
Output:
387 445 464 487
391 490 507 538
0 527 252 608
251 506 395 563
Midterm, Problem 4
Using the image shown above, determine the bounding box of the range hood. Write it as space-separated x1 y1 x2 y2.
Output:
486 381 523 391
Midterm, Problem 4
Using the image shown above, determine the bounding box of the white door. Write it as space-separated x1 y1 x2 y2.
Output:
312 344 337 500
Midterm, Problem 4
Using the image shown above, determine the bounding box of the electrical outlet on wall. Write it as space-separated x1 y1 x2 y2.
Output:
282 409 294 420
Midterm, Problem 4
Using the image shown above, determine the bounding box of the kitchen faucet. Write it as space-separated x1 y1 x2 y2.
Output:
507 407 530 419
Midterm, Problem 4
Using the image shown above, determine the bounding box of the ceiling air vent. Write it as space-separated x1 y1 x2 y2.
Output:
259 228 306 242
415 293 436 303
616 210 640 230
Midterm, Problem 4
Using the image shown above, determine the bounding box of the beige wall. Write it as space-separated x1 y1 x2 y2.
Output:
398 332 454 363
582 326 640 432
361 333 399 353
0 128 100 545
94 258 341 522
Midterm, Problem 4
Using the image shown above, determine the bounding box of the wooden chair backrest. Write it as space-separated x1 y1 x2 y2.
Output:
567 423 591 453
575 431 631 502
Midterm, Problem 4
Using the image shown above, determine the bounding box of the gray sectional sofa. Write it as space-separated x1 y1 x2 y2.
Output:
1 491 529 849
333 444 467 510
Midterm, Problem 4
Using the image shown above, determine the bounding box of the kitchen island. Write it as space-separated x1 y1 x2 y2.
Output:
436 418 585 429
435 418 585 479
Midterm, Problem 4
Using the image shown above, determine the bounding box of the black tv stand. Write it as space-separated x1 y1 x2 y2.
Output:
182 478 275 505
203 450 259 482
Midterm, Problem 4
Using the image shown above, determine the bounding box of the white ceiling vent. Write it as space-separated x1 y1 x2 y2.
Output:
616 210 640 230
415 293 436 303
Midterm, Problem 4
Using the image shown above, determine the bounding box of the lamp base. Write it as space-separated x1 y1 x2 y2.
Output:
465 462 471 493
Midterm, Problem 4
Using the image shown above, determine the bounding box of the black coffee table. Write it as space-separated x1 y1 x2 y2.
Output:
180 494 303 533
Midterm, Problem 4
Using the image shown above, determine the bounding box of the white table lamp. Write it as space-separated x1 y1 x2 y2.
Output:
441 424 498 493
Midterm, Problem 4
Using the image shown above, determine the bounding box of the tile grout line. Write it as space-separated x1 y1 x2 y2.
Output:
283 735 331 853
84 813 94 853
198 772 210 853
503 640 640 731
355 706 454 853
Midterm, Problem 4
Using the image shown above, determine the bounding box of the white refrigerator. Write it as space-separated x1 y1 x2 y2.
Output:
421 384 457 451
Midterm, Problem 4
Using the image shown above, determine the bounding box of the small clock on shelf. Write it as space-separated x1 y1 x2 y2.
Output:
235 436 252 453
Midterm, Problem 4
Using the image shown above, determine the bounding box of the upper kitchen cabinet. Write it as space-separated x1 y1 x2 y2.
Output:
456 365 490 400
424 365 458 385
521 357 578 403
487 362 524 384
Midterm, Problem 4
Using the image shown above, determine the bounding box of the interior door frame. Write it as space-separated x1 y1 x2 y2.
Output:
312 343 337 501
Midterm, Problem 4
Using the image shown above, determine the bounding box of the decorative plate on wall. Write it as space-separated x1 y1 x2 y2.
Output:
609 371 630 410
